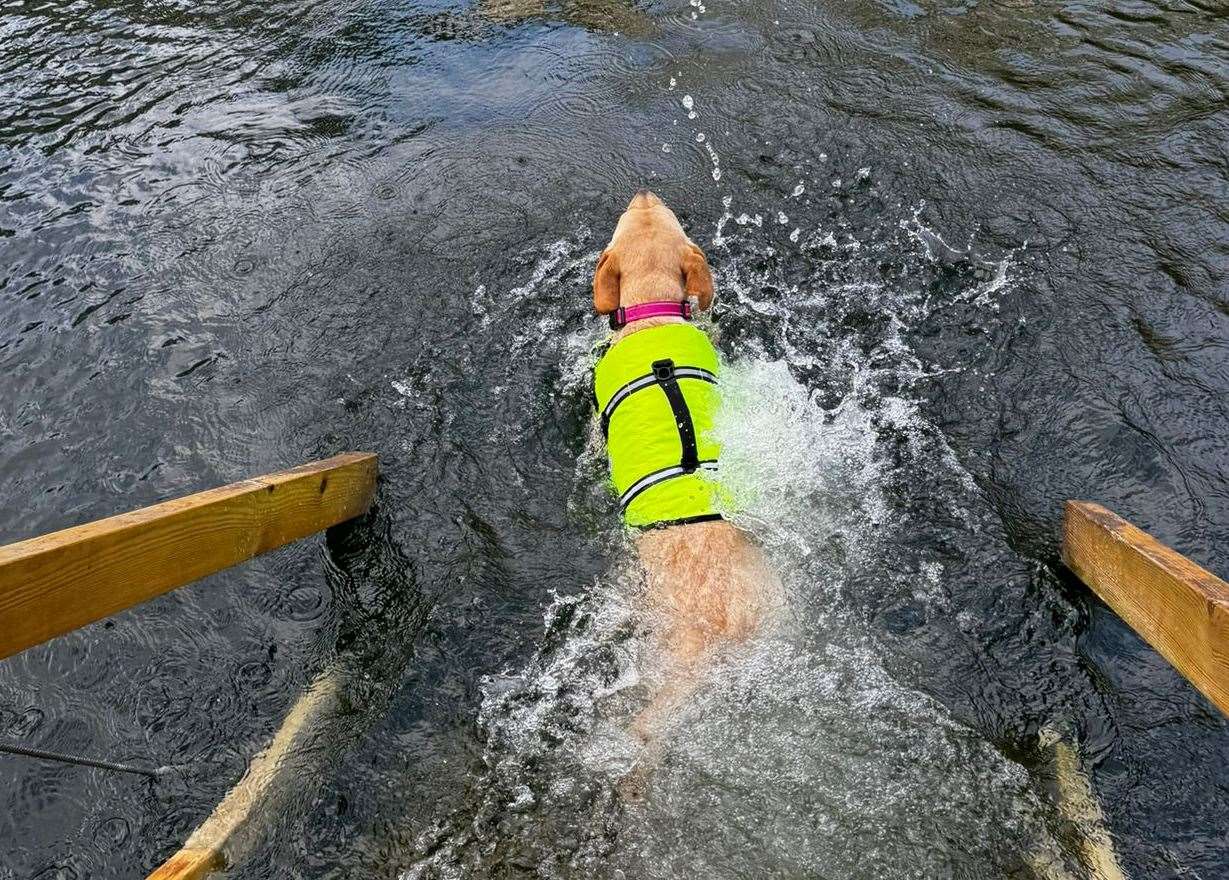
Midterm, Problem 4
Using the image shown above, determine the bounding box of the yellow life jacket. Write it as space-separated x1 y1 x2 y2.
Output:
593 323 726 528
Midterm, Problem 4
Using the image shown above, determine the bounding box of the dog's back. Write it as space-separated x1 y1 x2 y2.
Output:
637 520 779 665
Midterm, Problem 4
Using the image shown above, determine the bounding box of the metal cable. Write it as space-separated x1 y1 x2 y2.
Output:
0 741 167 779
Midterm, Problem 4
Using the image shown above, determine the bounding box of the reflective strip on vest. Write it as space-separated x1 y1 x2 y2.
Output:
593 323 727 528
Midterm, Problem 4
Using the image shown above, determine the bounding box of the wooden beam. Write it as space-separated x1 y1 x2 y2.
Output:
1062 500 1229 716
0 453 378 661
148 669 345 880
145 848 223 880
1028 728 1126 880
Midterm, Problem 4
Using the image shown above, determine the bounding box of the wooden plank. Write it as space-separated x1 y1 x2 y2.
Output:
1062 500 1229 716
146 849 222 880
1028 728 1126 880
0 453 378 661
148 669 344 880
1048 732 1126 880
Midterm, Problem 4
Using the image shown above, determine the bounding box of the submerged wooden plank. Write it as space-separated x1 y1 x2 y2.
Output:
148 669 345 880
0 452 378 661
145 848 223 880
1028 728 1127 880
1062 500 1229 716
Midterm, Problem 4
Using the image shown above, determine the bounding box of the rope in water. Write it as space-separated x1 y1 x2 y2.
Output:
0 741 167 779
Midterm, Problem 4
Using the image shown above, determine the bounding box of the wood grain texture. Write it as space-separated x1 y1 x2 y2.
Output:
0 452 377 660
1062 500 1229 716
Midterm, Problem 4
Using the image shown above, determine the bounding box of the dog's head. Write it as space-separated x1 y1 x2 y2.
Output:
593 191 714 316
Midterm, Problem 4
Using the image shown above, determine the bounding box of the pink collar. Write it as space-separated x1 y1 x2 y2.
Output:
608 300 693 330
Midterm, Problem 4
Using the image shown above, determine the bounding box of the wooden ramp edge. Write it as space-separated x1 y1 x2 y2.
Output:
145 848 223 880
148 669 345 880
0 452 377 661
1062 500 1229 717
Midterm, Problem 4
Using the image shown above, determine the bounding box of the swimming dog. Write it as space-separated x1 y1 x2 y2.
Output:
591 190 781 744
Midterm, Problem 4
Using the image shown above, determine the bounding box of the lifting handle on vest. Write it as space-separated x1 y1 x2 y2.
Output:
651 358 700 472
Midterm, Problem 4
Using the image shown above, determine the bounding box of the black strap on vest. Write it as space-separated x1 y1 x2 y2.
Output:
651 358 699 472
599 365 717 438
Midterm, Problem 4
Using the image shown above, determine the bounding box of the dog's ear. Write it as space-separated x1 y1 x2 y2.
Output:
682 243 714 310
593 249 620 314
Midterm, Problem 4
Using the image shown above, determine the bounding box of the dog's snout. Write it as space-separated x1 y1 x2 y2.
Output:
628 189 660 209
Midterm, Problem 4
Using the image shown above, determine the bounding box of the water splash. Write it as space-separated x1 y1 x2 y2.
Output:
394 170 1092 878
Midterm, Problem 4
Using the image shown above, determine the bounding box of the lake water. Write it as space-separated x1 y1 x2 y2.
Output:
1 0 1227 877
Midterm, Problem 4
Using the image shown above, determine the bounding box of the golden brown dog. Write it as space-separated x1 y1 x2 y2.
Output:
593 190 782 744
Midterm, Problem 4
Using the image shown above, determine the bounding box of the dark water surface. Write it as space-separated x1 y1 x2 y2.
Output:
2 0 1227 877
